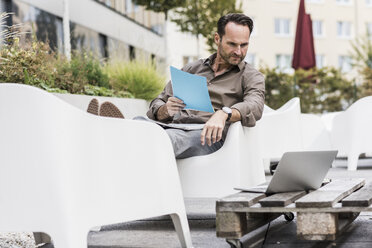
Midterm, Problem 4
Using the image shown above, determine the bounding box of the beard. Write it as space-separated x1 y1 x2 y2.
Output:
218 43 245 66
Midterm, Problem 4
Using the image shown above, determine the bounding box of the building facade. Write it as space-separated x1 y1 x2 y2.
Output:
1 0 166 65
241 0 372 75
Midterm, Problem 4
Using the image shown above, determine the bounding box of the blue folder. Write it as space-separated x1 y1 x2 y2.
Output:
170 66 214 113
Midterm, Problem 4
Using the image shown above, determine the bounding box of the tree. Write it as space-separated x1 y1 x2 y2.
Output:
350 33 372 70
171 0 242 54
132 0 186 68
350 32 372 97
132 0 186 20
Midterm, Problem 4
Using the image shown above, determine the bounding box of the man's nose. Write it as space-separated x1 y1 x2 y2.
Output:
234 46 242 55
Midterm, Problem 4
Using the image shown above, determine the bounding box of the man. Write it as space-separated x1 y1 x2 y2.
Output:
147 13 265 159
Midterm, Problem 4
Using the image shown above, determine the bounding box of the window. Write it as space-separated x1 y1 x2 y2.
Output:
244 53 256 67
316 55 325 68
337 21 352 38
151 24 164 35
336 0 352 5
125 0 132 13
56 18 64 55
129 45 135 60
99 34 109 58
367 22 372 38
338 56 352 72
306 0 324 3
274 18 291 36
276 54 293 72
312 20 324 37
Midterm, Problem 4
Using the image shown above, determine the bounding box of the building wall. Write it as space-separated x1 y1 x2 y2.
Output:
241 0 372 75
166 18 209 70
4 0 166 64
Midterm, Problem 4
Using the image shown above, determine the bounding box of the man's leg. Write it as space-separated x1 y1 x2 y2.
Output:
165 128 223 159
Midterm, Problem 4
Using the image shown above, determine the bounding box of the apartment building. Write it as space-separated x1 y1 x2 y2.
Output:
0 0 166 65
242 0 372 75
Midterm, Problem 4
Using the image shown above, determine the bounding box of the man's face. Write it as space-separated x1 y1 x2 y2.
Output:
215 22 251 66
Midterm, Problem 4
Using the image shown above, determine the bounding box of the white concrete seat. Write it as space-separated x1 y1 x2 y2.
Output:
0 83 192 248
330 96 372 170
258 98 303 169
177 121 265 198
300 113 332 151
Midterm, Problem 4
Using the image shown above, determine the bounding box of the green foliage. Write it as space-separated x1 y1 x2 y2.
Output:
294 68 355 113
0 38 132 98
132 0 185 19
261 67 355 113
55 52 110 93
0 38 57 88
106 60 165 100
359 67 372 97
260 67 294 110
349 33 372 98
172 0 242 53
350 33 372 69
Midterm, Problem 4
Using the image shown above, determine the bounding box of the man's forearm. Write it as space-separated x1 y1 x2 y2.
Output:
230 108 241 122
156 105 171 121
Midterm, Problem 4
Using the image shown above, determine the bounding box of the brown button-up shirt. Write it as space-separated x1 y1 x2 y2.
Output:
147 53 265 135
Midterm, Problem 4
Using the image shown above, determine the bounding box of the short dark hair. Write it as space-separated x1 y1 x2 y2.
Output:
217 13 254 38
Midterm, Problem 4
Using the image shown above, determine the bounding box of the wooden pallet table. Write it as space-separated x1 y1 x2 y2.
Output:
216 178 372 248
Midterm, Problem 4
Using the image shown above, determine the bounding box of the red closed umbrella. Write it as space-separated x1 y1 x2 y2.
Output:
292 0 316 70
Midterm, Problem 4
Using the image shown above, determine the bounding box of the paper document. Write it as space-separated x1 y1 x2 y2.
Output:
134 116 204 131
170 66 214 113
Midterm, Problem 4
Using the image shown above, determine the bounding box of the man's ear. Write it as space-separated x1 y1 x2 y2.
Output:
214 32 220 45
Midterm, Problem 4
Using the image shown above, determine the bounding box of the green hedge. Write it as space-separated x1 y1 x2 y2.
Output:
261 67 356 113
0 38 164 99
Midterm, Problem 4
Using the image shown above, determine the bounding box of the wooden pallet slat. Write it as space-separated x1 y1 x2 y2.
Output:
259 191 306 207
216 178 368 243
216 192 266 212
295 178 365 208
342 182 372 207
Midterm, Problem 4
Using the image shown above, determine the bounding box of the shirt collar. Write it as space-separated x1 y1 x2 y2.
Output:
203 53 245 71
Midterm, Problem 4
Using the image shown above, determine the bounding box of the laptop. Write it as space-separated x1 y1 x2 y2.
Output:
236 150 338 194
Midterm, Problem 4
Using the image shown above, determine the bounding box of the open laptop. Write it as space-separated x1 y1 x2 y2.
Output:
236 150 338 194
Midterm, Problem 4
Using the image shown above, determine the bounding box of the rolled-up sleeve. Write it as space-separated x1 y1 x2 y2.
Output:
231 72 265 127
146 80 173 120
146 63 195 121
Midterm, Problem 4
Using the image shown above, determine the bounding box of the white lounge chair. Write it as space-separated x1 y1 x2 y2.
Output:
258 98 303 170
300 113 332 151
330 96 372 170
0 83 192 248
177 122 265 198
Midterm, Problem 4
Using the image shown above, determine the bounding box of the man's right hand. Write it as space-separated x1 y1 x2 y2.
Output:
156 97 186 121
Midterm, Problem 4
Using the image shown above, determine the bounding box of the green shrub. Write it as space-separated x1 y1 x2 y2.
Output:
106 60 165 100
294 68 355 113
359 67 372 97
83 84 134 98
261 66 355 113
55 52 110 93
260 67 294 110
0 38 58 88
0 37 131 98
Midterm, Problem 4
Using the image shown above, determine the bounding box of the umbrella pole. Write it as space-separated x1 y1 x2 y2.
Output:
293 72 297 97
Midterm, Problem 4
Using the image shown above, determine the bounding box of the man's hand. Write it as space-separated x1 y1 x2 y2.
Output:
157 97 186 121
201 110 228 146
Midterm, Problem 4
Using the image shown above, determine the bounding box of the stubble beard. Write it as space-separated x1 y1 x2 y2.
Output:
218 43 244 66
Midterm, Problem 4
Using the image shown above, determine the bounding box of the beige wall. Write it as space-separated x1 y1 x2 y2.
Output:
241 0 372 76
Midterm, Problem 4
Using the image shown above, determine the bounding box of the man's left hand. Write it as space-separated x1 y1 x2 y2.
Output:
201 110 228 146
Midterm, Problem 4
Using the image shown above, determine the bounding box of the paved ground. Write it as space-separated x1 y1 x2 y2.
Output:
88 159 372 248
